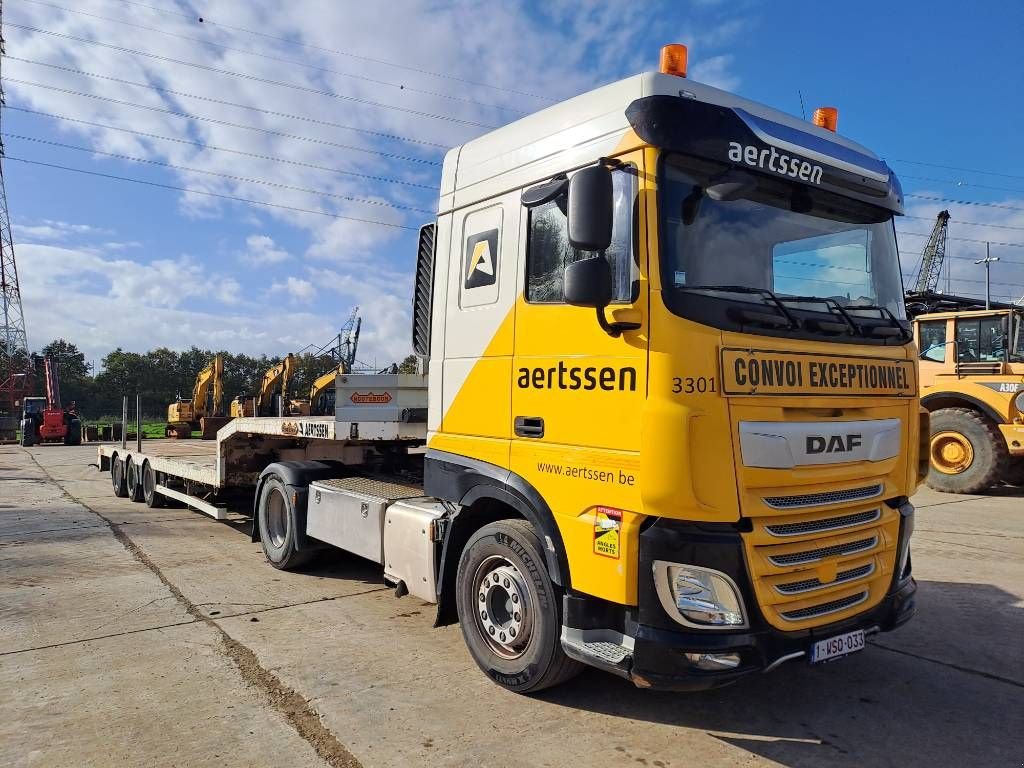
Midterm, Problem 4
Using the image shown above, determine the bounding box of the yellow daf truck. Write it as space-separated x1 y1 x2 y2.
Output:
915 307 1024 492
98 45 923 693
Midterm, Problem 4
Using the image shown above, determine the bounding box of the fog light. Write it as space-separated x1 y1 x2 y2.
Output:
653 561 748 629
684 652 741 671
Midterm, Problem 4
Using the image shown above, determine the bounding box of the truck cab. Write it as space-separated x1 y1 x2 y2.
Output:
915 308 1024 491
414 46 923 691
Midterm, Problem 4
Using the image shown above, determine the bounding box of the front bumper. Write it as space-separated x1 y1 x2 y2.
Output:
629 576 915 690
565 512 915 691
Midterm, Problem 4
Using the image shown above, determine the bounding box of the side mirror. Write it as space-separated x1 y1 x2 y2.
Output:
564 256 613 308
567 165 613 251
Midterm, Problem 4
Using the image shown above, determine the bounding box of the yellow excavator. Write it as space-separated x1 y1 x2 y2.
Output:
230 353 296 418
166 354 228 439
292 361 349 416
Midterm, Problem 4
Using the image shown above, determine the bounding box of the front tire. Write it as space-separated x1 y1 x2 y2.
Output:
927 407 1009 494
111 456 129 497
257 476 312 570
455 519 582 694
125 458 145 502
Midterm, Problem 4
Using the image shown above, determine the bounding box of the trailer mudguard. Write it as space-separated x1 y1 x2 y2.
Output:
250 460 346 546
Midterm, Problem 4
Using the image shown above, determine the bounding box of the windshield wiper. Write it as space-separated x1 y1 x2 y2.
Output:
678 285 799 329
775 296 863 336
844 305 912 341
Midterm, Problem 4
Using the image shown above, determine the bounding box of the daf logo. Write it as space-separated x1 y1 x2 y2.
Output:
806 434 863 454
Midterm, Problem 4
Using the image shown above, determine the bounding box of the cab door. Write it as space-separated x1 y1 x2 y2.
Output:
510 154 649 603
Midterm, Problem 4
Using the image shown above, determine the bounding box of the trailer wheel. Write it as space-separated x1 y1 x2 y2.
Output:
455 519 582 694
111 455 129 497
927 407 1008 494
257 476 312 570
142 462 165 508
125 458 145 502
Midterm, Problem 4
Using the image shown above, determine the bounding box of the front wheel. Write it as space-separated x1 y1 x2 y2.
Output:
455 519 582 694
20 420 35 447
927 407 1008 494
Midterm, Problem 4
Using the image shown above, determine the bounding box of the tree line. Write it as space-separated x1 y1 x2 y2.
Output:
33 339 416 421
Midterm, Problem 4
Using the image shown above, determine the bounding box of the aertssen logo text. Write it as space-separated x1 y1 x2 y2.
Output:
728 142 823 185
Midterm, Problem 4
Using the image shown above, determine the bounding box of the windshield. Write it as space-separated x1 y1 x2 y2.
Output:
661 153 905 322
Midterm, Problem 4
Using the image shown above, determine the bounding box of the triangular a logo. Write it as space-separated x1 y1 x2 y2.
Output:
464 229 499 289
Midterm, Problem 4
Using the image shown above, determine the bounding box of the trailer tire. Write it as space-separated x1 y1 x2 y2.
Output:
926 407 1008 494
125 458 145 502
142 462 165 508
455 519 582 694
111 455 129 497
257 476 312 570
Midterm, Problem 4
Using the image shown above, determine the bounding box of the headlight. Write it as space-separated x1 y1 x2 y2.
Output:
1015 390 1024 415
653 561 747 629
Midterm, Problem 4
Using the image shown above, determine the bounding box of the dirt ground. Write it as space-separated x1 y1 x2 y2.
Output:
1 443 1021 767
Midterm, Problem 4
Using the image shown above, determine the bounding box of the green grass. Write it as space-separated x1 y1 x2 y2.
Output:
83 419 193 439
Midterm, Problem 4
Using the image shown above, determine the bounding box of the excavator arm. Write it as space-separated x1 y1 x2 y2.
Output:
191 354 224 419
256 353 295 415
309 362 347 416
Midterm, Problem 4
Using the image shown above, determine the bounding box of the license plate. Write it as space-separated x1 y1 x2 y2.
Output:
810 629 865 664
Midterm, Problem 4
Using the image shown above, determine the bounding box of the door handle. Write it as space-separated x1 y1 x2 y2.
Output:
514 416 544 438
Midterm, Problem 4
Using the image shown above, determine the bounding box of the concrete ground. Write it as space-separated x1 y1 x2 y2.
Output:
1 444 1021 768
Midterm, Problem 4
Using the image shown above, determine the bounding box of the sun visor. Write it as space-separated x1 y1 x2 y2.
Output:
625 95 903 215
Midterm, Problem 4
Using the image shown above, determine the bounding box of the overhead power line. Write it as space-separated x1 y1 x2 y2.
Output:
889 158 1024 183
6 78 441 166
4 155 419 229
108 0 555 103
7 105 436 190
906 194 1024 213
7 23 498 129
17 0 526 116
897 230 1024 249
8 56 447 149
2 134 435 214
900 173 1024 196
905 215 1024 233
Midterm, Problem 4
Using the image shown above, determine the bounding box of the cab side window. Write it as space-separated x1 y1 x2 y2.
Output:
526 168 636 303
918 320 947 362
956 317 1006 363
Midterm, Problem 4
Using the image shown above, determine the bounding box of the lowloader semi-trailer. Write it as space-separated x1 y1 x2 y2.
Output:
97 44 924 693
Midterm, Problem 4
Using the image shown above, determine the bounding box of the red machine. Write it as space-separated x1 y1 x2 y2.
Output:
20 357 81 446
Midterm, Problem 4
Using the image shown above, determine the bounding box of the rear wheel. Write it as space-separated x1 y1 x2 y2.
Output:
927 408 1008 494
125 458 144 502
455 519 582 694
20 419 35 447
142 462 165 508
111 455 128 497
257 476 312 570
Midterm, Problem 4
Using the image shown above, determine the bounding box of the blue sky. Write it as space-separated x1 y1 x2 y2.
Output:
5 0 1024 369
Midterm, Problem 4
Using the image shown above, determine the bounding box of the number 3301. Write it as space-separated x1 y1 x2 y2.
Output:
672 377 716 394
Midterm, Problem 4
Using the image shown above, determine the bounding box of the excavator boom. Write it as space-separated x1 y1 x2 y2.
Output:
256 353 295 415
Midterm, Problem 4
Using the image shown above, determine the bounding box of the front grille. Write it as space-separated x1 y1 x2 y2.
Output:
775 563 874 595
766 509 881 537
780 591 868 621
768 536 877 567
763 483 883 510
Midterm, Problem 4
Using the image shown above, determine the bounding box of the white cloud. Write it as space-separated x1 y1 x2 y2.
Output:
270 276 316 301
241 234 291 265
